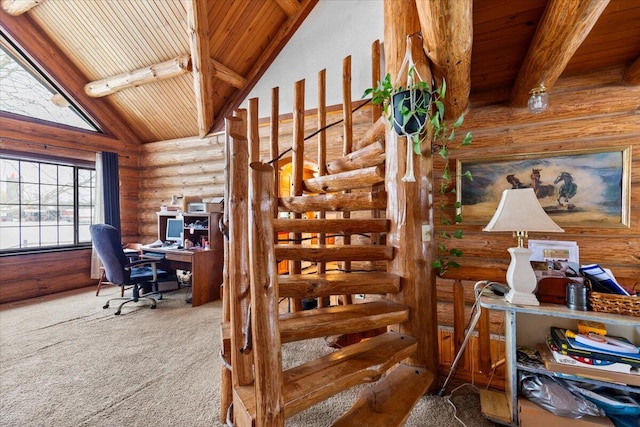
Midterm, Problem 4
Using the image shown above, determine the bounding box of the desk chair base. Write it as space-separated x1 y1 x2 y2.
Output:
103 284 161 315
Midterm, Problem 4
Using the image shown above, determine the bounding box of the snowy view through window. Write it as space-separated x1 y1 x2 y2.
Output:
0 42 99 131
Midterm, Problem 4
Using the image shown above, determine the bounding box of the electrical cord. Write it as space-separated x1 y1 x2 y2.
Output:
443 382 482 427
438 280 493 396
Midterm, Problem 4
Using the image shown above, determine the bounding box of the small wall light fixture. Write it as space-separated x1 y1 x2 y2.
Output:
528 84 549 113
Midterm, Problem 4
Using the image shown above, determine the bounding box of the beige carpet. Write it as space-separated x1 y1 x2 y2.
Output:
0 285 496 427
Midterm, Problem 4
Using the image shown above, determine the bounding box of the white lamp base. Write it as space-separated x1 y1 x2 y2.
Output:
505 246 540 306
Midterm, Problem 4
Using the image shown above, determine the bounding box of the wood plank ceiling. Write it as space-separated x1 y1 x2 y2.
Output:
0 0 638 144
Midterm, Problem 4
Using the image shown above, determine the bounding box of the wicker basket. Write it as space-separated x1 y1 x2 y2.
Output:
589 291 640 317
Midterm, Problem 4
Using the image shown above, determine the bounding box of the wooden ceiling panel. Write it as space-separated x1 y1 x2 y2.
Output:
473 1 544 34
25 0 196 142
3 0 637 143
470 0 544 94
564 4 640 75
233 3 287 71
208 0 249 55
211 0 287 76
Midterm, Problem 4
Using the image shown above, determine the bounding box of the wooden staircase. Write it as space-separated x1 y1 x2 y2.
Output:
219 41 437 426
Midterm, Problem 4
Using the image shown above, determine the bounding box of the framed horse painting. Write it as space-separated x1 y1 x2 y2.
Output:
456 146 631 227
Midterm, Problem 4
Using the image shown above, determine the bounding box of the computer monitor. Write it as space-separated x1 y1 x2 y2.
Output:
165 218 183 245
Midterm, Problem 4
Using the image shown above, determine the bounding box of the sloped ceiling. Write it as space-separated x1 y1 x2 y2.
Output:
0 0 639 144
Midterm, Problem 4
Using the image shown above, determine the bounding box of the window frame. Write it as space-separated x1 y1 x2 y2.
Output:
0 151 96 255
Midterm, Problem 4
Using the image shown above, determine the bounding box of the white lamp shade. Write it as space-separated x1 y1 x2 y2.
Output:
483 188 563 305
483 188 564 233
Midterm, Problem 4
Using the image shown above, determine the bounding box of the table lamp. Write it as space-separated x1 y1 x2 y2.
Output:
483 188 564 305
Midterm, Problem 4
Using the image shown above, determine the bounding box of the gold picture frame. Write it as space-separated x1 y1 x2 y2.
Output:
456 146 631 228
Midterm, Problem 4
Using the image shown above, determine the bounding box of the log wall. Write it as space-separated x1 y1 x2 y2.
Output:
436 66 640 289
136 134 227 242
431 66 639 386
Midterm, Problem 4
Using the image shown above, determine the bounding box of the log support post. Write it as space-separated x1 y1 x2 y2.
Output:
384 0 438 376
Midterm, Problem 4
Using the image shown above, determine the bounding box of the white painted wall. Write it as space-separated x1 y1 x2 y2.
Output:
241 0 384 116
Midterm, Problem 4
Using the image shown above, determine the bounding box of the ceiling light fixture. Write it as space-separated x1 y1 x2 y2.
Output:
528 84 549 113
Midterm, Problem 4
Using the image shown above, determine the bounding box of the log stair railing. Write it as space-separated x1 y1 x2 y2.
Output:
220 42 435 427
223 154 434 426
221 125 434 425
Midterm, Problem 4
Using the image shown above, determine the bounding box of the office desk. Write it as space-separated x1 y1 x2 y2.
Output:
142 246 222 307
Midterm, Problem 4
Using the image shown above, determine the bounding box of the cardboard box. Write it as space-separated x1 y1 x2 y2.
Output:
205 202 223 213
518 398 614 427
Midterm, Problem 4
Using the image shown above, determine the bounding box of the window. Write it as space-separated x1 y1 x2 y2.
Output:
0 155 96 252
0 33 101 132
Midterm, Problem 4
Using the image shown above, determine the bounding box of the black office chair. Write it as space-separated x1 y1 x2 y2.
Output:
90 224 167 315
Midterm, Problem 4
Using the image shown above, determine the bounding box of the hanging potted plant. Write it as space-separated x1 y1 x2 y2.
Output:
390 73 430 137
364 67 430 154
363 38 472 276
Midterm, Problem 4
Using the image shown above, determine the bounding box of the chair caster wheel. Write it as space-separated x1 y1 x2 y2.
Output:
150 306 157 309
103 304 109 309
114 311 121 315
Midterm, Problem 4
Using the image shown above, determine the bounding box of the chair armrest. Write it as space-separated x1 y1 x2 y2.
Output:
125 258 160 282
126 258 161 269
139 254 164 261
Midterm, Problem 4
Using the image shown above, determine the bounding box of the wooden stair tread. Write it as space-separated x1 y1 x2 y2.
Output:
303 165 384 193
234 331 418 422
326 140 385 174
332 364 435 427
220 300 408 343
273 218 389 234
278 272 401 298
275 244 393 262
280 300 408 343
279 191 387 213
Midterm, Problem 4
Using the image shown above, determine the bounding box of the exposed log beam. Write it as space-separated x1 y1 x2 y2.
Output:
0 113 126 158
275 0 298 17
185 0 215 138
212 0 318 132
623 57 640 85
0 8 142 145
416 0 473 120
84 54 191 98
210 58 247 89
510 0 610 107
1 0 43 16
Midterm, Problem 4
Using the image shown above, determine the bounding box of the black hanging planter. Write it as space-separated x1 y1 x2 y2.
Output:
391 89 430 136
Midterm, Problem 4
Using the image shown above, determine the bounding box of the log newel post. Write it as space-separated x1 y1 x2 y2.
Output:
249 161 284 426
227 113 254 387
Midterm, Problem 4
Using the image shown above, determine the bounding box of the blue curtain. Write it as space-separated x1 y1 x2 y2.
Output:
102 152 121 239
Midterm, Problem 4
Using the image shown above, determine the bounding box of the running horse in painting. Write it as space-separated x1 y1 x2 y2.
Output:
530 168 555 200
554 171 577 206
